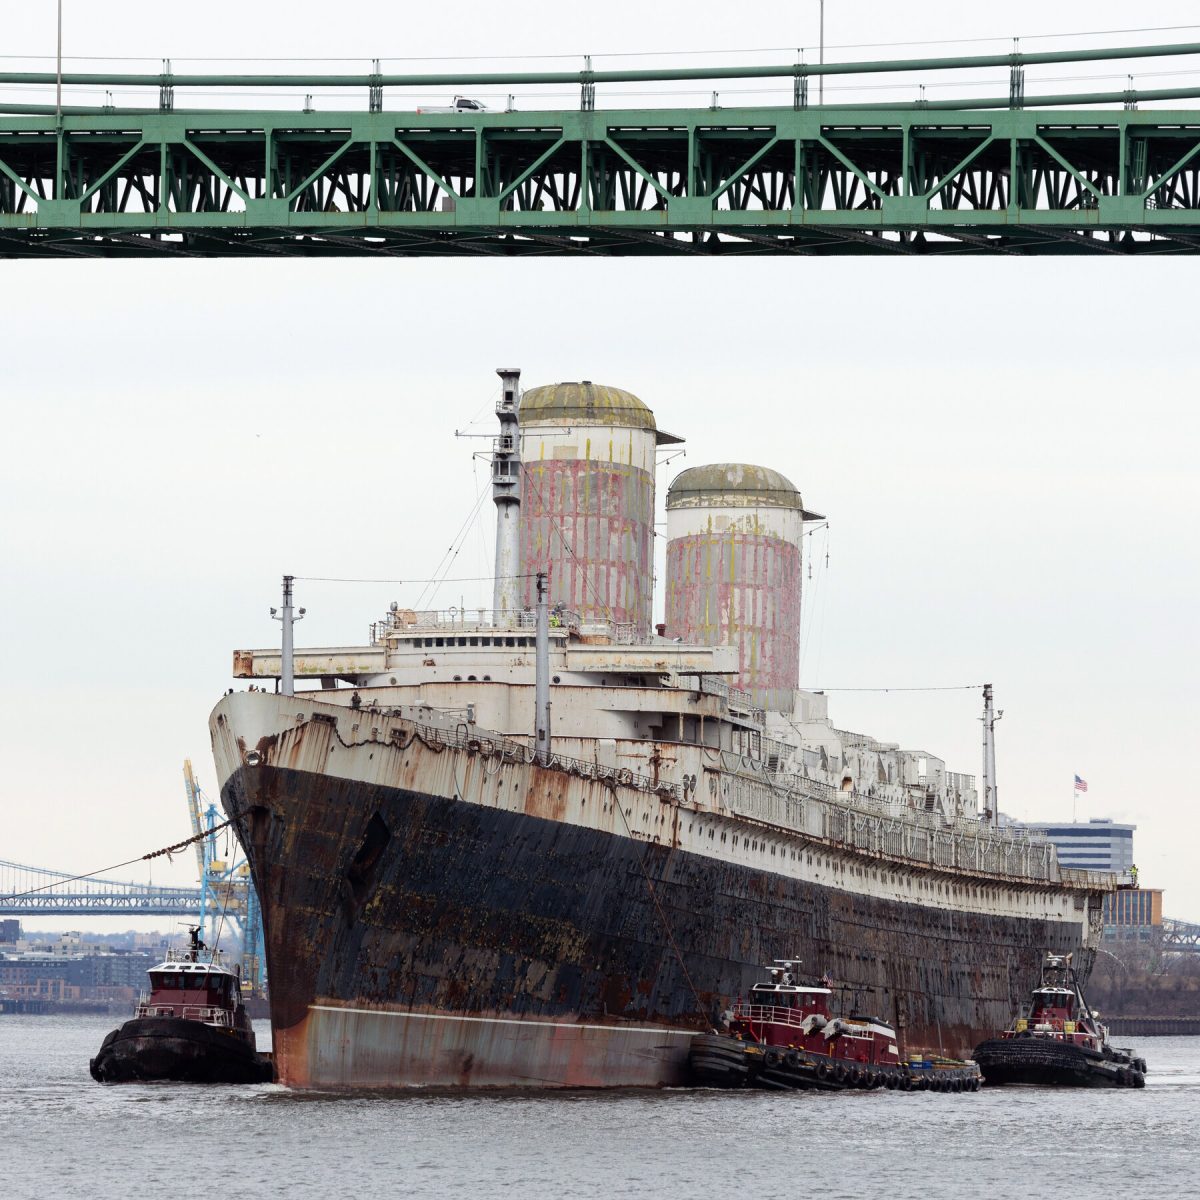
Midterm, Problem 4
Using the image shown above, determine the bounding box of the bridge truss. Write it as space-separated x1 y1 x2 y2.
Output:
0 858 203 917
4 44 1200 256
1163 917 1200 954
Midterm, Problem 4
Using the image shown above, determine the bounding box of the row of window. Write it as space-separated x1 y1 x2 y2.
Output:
402 636 534 648
681 822 1046 905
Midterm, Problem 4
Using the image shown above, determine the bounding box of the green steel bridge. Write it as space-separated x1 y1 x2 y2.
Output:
5 41 1200 256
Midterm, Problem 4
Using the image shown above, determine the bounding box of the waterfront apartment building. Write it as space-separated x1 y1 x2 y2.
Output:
1021 818 1135 873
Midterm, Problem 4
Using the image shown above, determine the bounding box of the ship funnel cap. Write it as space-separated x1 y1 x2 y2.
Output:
667 462 804 511
518 381 656 432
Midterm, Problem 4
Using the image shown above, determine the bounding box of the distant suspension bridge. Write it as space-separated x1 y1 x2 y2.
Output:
0 860 203 916
1 764 266 987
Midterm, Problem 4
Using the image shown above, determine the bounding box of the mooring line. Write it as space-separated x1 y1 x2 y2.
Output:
0 820 234 902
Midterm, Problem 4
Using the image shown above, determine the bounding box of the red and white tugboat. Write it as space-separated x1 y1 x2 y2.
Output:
90 928 272 1084
689 961 980 1093
973 953 1147 1088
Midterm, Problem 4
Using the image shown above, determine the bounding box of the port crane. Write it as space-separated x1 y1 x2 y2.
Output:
182 760 266 993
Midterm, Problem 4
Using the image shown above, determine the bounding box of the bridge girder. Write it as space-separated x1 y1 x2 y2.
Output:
2 106 1200 256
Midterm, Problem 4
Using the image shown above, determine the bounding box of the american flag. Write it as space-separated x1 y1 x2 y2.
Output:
1074 775 1088 793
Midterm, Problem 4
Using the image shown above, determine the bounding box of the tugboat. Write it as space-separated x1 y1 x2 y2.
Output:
973 953 1147 1088
89 929 273 1084
689 961 981 1092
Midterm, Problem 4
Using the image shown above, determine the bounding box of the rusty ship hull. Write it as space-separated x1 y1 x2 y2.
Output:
211 692 1104 1090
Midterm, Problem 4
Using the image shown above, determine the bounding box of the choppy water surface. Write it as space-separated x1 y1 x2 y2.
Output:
4 1015 1198 1199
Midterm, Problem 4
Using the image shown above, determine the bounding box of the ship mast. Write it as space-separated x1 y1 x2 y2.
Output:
492 367 523 620
271 575 305 696
981 683 1002 825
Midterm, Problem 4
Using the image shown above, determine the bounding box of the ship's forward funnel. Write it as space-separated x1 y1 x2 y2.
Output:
517 381 659 633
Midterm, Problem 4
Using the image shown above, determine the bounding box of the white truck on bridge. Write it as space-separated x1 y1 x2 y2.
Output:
416 96 489 115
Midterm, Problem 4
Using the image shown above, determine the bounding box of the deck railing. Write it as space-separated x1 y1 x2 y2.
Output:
367 707 1105 888
732 1002 807 1031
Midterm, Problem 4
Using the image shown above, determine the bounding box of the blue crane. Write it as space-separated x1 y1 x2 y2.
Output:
182 760 266 993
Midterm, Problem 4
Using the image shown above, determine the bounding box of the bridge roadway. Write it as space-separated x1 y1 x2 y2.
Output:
0 858 205 917
5 43 1200 256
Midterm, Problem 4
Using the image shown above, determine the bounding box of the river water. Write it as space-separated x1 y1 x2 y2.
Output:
4 1015 1197 1199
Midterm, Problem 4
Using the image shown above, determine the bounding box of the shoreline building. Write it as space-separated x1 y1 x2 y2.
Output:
1020 818 1135 874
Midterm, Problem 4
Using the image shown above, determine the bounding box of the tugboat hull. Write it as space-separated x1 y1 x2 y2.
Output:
89 1017 273 1084
973 1037 1145 1088
689 1034 981 1093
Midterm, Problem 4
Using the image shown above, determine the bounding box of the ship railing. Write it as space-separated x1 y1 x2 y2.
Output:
409 718 686 802
732 1003 807 1030
369 607 660 645
836 729 882 751
689 675 729 701
676 675 766 725
721 769 1065 884
1061 868 1119 891
402 717 1073 885
135 1004 177 1018
179 1005 235 1026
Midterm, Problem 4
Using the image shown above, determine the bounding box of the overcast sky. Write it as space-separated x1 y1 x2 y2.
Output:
4 1 1199 929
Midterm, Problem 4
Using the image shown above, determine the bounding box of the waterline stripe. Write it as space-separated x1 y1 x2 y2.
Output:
309 1004 696 1039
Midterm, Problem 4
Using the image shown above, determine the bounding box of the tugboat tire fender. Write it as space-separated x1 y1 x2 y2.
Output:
784 1051 801 1069
833 1063 848 1084
764 1050 781 1068
815 1062 830 1081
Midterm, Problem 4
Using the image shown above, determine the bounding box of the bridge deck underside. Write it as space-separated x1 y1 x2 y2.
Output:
3 106 1200 255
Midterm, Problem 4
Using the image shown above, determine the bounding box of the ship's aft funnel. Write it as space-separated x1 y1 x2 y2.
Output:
665 463 809 712
517 381 659 634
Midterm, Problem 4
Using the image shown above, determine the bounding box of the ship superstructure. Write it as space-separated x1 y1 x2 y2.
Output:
209 367 1110 1089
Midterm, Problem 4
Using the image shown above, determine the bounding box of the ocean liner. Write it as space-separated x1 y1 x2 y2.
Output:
210 369 1110 1089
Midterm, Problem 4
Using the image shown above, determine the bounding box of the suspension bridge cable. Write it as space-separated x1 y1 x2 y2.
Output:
7 27 1200 64
0 822 233 903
